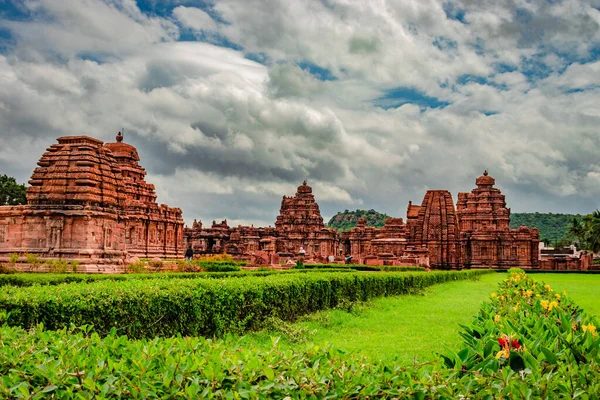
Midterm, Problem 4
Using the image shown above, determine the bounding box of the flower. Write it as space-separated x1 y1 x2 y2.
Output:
545 284 553 292
495 348 509 359
541 300 549 310
562 290 567 297
494 315 501 323
555 294 561 301
511 338 521 350
524 289 533 298
498 337 508 347
513 303 520 312
491 292 497 298
583 324 597 334
549 301 558 311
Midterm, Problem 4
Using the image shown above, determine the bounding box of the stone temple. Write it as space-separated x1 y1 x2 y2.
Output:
0 133 184 272
0 133 566 271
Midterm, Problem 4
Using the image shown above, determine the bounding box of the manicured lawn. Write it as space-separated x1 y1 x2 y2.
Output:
532 274 600 317
241 272 506 364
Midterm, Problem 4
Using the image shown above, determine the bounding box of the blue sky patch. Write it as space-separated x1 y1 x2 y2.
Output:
374 87 450 110
297 61 337 81
442 2 466 23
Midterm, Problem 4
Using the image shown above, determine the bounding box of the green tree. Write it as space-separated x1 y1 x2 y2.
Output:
0 174 27 206
567 211 600 253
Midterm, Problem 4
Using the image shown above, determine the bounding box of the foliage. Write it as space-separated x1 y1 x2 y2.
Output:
8 253 20 264
510 212 582 245
0 270 490 338
0 174 26 206
305 263 425 272
0 269 353 288
25 253 42 270
126 261 148 274
0 270 597 398
567 210 600 252
45 259 69 273
327 209 391 231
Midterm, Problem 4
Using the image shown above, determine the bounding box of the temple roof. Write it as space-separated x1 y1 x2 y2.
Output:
475 170 496 187
104 132 140 161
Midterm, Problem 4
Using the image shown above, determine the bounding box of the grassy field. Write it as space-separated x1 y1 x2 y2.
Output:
533 273 600 317
240 272 506 364
240 272 600 365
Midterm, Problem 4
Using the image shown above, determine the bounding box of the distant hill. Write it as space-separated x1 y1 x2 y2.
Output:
327 209 391 232
328 209 580 242
510 212 581 244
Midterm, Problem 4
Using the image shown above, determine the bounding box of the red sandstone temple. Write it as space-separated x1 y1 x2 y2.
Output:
184 181 339 264
0 133 184 272
0 133 563 271
341 172 540 269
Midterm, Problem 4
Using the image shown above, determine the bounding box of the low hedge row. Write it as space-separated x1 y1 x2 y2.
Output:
0 268 354 287
1 269 597 398
0 270 489 338
304 263 425 272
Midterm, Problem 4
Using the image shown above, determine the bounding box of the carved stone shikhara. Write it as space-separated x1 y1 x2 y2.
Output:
0 134 184 272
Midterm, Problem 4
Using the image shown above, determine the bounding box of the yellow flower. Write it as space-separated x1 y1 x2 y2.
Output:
533 284 537 288
494 315 501 323
524 289 533 298
495 348 510 359
583 324 597 334
500 295 505 301
545 284 553 292
536 294 541 298
555 294 561 301
513 303 520 312
541 300 549 310
491 292 497 298
562 290 567 297
549 301 558 311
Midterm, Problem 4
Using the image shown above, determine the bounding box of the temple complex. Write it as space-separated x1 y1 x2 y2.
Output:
456 171 539 268
0 133 184 271
184 181 339 262
0 133 556 272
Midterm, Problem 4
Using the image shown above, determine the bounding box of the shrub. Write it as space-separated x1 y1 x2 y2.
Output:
8 253 19 264
46 259 69 273
126 261 147 274
0 270 490 338
25 253 42 271
69 260 80 273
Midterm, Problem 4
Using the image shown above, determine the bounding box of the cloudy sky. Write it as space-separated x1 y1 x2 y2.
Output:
1 0 600 226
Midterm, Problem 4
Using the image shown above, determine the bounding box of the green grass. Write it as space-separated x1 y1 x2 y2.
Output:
240 273 506 364
531 273 600 317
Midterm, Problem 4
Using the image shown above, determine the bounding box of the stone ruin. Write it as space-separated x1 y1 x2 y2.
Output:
342 172 541 269
0 133 569 272
0 134 184 272
184 181 339 266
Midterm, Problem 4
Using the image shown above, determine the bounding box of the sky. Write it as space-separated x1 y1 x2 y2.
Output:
1 0 600 227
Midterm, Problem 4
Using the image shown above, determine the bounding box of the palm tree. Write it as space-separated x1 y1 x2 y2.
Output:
567 217 585 248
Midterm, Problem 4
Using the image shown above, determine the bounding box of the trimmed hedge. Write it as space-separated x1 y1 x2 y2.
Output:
0 270 489 338
1 269 597 398
0 268 354 288
304 263 425 272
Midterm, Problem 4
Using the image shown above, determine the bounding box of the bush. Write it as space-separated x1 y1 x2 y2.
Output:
8 253 19 264
46 259 69 273
126 261 147 274
1 270 597 398
0 270 491 339
305 263 425 272
25 253 42 271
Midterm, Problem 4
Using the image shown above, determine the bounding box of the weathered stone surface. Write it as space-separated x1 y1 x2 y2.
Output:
0 133 184 271
456 171 539 269
184 181 339 261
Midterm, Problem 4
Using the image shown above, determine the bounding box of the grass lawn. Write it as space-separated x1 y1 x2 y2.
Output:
240 272 506 365
532 273 600 317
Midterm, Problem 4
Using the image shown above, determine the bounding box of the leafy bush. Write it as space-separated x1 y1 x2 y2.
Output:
1 270 596 398
25 253 42 270
0 270 490 338
8 253 19 264
305 263 425 272
46 259 69 273
126 261 147 274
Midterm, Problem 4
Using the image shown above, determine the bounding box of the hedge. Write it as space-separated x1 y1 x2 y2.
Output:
304 263 425 272
0 268 354 287
0 269 597 398
0 270 489 338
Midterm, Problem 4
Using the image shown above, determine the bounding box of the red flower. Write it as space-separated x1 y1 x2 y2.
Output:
511 339 521 349
498 337 508 347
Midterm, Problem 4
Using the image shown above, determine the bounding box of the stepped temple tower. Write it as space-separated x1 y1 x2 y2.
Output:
184 181 339 261
456 171 539 268
406 190 461 269
0 133 184 271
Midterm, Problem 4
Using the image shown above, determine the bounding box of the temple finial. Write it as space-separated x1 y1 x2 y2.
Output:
116 131 123 143
483 170 488 176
